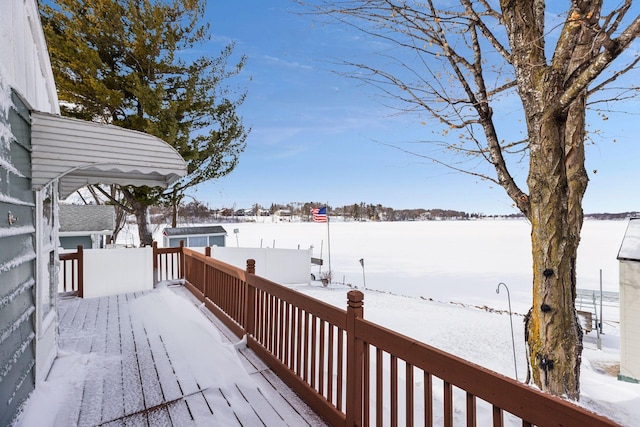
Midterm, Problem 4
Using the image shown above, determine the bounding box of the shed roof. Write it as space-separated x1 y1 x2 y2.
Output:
618 218 640 261
59 204 115 234
163 226 227 236
30 111 187 198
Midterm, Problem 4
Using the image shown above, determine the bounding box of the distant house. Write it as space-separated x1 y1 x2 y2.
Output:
59 204 116 249
617 218 640 383
163 226 227 248
0 2 186 424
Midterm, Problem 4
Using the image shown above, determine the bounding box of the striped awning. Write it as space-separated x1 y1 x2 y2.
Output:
30 111 187 198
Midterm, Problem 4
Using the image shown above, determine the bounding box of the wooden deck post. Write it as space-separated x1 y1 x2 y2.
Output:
202 243 209 299
180 240 185 279
346 290 364 427
245 259 256 337
246 259 255 274
152 241 158 285
77 245 84 298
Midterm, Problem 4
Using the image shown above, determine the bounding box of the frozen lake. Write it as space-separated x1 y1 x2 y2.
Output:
142 218 629 316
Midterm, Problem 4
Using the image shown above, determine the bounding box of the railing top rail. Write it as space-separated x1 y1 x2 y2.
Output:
183 247 249 281
59 252 79 261
183 246 346 328
248 274 347 328
355 317 619 427
154 246 183 255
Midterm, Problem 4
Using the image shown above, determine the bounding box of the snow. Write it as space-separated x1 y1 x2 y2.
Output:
15 288 254 427
151 219 623 315
0 65 14 150
15 218 639 426
0 193 36 207
128 286 253 390
618 218 640 260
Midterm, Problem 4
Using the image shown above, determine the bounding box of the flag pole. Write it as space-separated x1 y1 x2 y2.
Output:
327 204 332 280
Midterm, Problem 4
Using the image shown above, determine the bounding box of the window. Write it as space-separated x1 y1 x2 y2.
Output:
188 236 208 247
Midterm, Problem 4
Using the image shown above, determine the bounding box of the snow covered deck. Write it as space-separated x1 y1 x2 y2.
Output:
32 286 326 426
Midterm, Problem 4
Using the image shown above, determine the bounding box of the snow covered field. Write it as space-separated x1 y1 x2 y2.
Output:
140 218 636 425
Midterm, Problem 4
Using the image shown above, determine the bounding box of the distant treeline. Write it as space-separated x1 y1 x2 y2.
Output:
484 212 640 220
149 200 639 224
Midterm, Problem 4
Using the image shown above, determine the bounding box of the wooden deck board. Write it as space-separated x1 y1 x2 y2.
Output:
185 392 218 424
146 333 183 402
236 384 289 427
166 399 193 425
119 293 146 419
55 286 328 426
128 296 165 409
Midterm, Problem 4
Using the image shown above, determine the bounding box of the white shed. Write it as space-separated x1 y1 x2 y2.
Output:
163 226 227 248
617 218 640 383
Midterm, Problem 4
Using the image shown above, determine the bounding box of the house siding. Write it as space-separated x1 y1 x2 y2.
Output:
0 92 36 426
620 260 640 381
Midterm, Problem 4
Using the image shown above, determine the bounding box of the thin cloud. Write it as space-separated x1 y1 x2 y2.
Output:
263 55 313 70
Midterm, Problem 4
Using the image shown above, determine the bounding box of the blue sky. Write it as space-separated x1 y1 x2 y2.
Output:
191 1 640 215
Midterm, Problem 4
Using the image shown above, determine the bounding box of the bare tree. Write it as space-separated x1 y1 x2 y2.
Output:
308 0 640 399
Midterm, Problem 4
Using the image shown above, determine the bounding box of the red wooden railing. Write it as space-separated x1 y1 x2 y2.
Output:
178 246 620 427
152 241 184 284
59 245 83 298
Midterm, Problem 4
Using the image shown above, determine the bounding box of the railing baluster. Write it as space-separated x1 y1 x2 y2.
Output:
337 328 344 412
303 311 310 381
444 381 453 427
406 362 414 427
296 306 303 376
376 348 383 427
311 314 318 389
424 372 433 427
319 320 326 396
391 355 398 427
493 405 503 427
363 343 370 427
466 392 476 427
283 302 291 367
327 324 334 405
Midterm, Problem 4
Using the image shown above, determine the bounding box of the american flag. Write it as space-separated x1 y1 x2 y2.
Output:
310 206 328 223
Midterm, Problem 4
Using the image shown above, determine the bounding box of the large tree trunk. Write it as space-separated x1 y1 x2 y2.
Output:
524 102 586 399
500 0 597 400
121 188 154 247
133 204 153 247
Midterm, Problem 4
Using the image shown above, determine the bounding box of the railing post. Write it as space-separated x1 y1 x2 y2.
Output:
245 259 256 336
202 243 209 298
179 240 185 280
77 245 84 299
246 258 255 274
152 241 158 285
346 290 364 427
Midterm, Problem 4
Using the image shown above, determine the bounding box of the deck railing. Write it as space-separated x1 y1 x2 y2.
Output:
152 241 184 284
59 245 83 297
179 246 619 427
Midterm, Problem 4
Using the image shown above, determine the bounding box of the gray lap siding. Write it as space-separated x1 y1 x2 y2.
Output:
0 91 36 427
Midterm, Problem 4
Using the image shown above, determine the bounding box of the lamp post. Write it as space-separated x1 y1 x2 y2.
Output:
233 228 239 247
359 258 366 288
496 282 518 380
